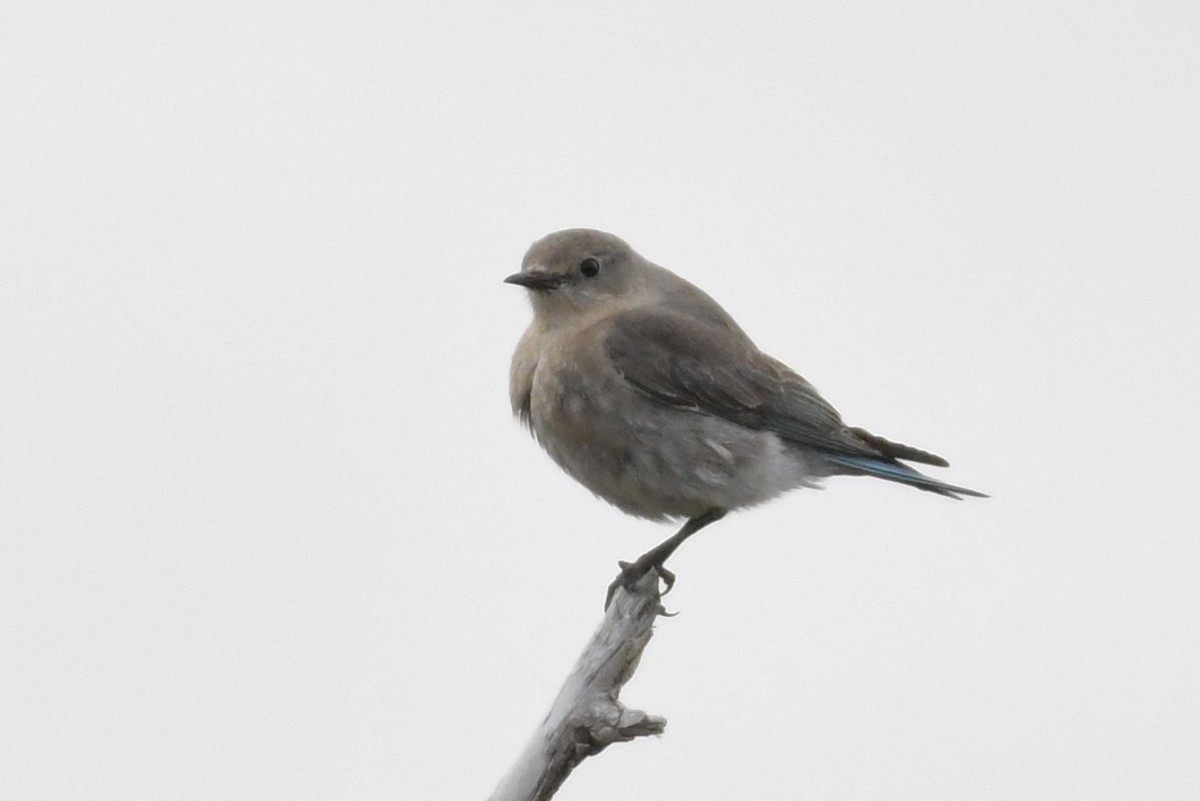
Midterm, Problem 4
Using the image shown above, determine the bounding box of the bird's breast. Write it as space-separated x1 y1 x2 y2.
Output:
523 342 816 519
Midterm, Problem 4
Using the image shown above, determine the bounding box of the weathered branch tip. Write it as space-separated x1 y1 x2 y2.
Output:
488 568 672 801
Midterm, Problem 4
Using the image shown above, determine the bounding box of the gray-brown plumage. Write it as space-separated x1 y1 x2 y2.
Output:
506 229 984 594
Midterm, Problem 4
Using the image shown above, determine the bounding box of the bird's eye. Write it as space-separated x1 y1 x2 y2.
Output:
579 257 601 278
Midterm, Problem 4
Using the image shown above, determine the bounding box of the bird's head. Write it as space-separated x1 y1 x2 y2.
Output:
505 229 647 323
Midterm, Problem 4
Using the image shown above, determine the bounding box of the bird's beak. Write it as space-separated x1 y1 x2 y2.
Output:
504 270 564 291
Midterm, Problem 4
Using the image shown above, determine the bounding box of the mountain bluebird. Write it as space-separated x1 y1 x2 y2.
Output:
506 229 985 601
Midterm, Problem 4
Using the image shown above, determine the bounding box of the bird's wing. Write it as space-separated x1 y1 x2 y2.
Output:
602 307 985 497
602 307 883 458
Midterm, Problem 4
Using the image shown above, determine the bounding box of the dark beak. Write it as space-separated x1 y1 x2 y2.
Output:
504 270 564 291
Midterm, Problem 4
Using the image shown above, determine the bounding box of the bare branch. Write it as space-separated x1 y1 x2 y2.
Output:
488 570 668 801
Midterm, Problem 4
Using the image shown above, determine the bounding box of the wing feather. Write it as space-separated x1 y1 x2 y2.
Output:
603 308 880 458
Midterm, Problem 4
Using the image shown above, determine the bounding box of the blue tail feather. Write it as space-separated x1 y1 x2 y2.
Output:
823 454 988 500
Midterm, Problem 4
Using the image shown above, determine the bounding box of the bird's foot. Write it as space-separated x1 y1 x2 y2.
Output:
604 551 676 610
602 509 726 610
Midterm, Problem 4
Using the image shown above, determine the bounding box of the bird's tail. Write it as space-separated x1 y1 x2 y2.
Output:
822 454 988 500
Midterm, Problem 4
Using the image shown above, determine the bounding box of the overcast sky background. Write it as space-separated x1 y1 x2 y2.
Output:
3 3 1198 799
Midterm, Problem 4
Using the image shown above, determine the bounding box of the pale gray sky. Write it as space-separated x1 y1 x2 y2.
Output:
2 2 1198 799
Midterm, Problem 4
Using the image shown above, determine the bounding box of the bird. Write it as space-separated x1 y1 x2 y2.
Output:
505 228 985 603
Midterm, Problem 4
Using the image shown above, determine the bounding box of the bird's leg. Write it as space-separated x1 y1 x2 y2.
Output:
605 508 726 609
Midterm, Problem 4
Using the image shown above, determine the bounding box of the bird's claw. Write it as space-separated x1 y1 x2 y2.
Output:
604 556 677 609
601 511 726 609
